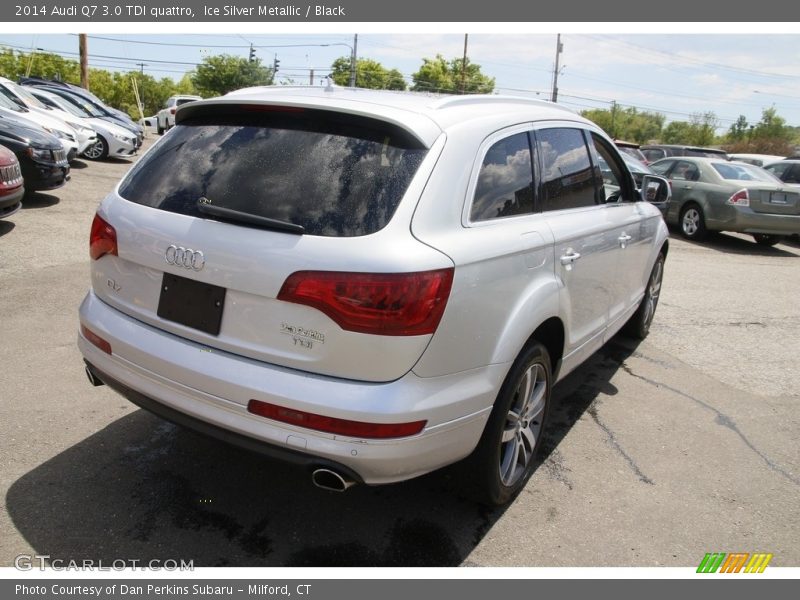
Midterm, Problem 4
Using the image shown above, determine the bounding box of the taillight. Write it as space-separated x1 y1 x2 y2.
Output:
80 324 112 354
277 268 454 336
170 107 176 114
89 213 117 260
727 189 750 207
247 399 426 439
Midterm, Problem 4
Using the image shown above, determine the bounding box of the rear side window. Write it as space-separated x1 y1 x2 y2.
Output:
118 109 428 237
537 128 598 212
642 149 665 162
470 132 534 221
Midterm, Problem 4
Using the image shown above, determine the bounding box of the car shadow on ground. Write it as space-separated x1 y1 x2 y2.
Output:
669 229 799 257
21 192 60 209
69 160 89 170
0 220 15 236
6 340 638 567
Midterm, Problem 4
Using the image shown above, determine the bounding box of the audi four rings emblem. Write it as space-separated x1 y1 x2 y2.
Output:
165 245 205 271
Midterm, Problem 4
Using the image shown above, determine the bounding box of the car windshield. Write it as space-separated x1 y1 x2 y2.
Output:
38 93 90 118
0 90 24 112
52 91 105 118
118 110 428 237
712 162 783 183
9 83 49 110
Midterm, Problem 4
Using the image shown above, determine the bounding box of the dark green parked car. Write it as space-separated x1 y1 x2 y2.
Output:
650 157 800 246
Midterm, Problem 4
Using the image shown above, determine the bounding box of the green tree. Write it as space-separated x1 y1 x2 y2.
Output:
661 112 719 146
411 54 494 94
330 56 407 90
581 106 664 143
661 120 694 144
191 54 273 97
726 115 749 143
724 107 794 154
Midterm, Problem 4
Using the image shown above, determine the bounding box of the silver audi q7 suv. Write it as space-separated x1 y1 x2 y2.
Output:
78 87 670 505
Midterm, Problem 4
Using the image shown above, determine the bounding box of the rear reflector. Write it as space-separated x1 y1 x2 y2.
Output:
247 399 426 439
89 213 118 260
80 324 112 354
277 268 454 336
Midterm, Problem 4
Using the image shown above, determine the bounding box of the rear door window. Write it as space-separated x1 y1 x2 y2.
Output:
537 128 599 212
118 109 428 237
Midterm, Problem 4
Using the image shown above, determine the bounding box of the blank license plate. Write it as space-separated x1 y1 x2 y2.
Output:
157 273 226 335
769 193 789 204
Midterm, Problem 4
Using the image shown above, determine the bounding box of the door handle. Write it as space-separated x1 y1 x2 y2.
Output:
560 250 581 266
618 233 632 248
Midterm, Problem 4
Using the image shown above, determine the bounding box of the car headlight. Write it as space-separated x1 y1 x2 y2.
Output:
111 131 133 143
26 147 52 161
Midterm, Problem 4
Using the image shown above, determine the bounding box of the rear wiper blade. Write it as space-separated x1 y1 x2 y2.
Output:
196 198 305 235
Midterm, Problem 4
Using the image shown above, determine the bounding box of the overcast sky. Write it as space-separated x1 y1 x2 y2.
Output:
1 32 799 132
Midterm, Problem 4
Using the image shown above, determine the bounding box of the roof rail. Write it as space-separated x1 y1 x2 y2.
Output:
429 94 569 112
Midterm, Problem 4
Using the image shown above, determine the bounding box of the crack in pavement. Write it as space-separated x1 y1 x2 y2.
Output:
587 404 655 486
620 363 800 487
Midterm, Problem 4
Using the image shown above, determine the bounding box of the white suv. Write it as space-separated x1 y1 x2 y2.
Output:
156 94 202 134
78 88 669 505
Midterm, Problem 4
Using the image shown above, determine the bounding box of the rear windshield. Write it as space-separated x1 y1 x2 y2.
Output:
712 162 783 183
118 109 428 237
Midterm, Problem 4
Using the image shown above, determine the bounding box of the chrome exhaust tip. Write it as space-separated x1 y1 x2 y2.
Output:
311 468 356 492
85 365 104 387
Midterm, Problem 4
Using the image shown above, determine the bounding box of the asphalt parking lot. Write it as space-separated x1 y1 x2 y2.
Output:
1 139 798 568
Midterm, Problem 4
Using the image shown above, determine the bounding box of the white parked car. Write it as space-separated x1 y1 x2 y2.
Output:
28 88 138 161
0 87 79 159
78 88 670 505
0 78 97 159
727 153 785 167
156 95 201 134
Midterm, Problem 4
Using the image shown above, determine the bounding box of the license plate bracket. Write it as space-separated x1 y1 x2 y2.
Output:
157 273 226 335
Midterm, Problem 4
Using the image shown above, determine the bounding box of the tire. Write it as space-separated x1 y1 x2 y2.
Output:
83 136 109 161
157 122 164 135
753 234 781 247
470 341 552 506
679 203 707 241
623 252 665 340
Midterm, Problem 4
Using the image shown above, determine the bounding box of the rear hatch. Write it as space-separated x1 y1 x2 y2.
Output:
91 102 453 383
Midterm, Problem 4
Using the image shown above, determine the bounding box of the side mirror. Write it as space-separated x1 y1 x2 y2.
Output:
640 175 671 205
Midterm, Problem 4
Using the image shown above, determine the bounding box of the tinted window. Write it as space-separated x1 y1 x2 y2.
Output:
642 149 666 162
765 163 790 178
470 132 533 221
538 128 598 212
118 110 427 237
650 160 674 176
671 161 700 182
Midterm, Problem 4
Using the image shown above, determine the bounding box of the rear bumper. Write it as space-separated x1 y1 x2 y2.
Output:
709 206 800 235
84 360 366 483
78 291 502 484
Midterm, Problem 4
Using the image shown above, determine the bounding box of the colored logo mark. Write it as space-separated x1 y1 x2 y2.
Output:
696 552 773 573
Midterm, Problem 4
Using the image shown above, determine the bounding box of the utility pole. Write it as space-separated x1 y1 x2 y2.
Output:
79 33 89 89
460 33 468 94
610 100 618 138
136 62 147 75
349 33 358 88
551 33 563 103
309 69 314 86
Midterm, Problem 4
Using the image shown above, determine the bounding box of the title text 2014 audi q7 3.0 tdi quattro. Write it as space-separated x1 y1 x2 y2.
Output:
78 88 670 505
